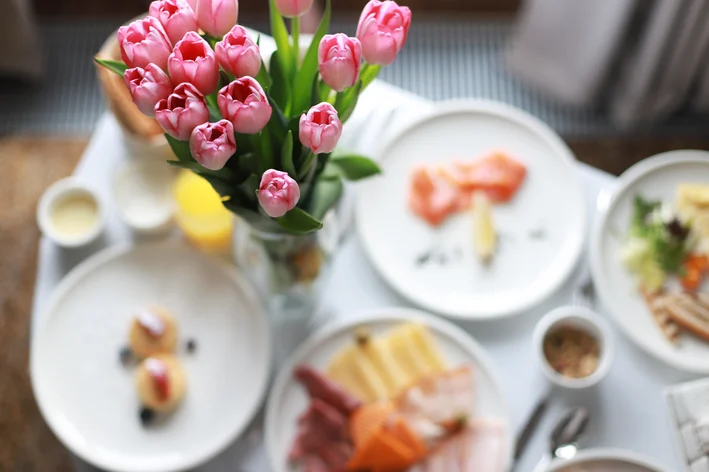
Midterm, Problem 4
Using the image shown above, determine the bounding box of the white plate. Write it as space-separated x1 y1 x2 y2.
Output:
547 448 669 472
590 151 709 372
264 307 511 472
356 100 586 319
30 242 271 472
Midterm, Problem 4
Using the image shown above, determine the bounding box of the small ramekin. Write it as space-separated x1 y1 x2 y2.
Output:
37 178 104 248
533 306 614 389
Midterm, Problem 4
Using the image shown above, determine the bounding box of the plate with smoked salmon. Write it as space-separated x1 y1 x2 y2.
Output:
264 308 511 472
356 100 586 319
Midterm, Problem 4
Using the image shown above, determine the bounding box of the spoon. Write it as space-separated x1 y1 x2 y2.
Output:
532 407 590 472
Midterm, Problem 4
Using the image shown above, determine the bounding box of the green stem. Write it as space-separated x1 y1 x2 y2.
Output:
291 16 300 71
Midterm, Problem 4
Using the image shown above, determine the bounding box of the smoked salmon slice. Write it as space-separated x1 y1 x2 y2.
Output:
438 152 527 203
408 152 526 226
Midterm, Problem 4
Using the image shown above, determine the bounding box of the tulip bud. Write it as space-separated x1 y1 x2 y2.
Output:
189 120 237 170
273 0 314 18
155 82 210 140
149 0 198 45
299 102 342 154
356 0 411 66
124 64 173 116
217 77 272 134
318 34 362 92
117 17 173 70
257 169 300 218
215 25 261 78
196 0 239 38
168 31 220 95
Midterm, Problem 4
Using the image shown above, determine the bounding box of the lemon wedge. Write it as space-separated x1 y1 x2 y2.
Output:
472 191 496 263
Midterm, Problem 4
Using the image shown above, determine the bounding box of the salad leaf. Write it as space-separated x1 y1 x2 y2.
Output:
630 195 660 238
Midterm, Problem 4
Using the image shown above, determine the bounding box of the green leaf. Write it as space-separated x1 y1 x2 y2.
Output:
269 0 292 78
94 57 128 76
359 64 381 91
205 93 222 122
164 134 193 162
167 157 238 181
291 0 331 116
237 151 260 174
266 91 289 143
281 130 296 176
255 59 272 90
269 50 290 111
335 81 363 123
308 176 343 220
329 154 381 180
260 127 275 171
275 207 323 234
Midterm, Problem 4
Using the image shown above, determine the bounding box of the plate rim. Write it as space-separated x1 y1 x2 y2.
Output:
355 99 587 319
263 306 512 472
590 150 709 373
546 447 670 472
30 240 272 472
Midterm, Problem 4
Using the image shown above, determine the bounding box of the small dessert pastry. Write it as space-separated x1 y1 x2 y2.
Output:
135 354 187 414
128 306 178 358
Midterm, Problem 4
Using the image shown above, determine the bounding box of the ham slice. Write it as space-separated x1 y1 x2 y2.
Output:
290 365 361 472
396 366 476 441
295 365 363 416
412 418 508 472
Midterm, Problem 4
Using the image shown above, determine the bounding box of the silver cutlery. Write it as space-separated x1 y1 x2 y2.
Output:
532 407 590 472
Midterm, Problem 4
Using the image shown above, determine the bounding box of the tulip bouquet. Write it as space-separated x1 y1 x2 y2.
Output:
96 0 412 235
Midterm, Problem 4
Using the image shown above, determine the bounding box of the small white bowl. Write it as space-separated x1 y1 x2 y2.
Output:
37 178 104 248
113 160 175 235
533 306 614 389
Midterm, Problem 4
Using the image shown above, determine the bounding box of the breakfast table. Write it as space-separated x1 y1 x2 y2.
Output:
31 79 696 472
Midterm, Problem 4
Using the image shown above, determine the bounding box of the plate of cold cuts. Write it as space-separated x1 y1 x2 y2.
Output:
264 307 511 472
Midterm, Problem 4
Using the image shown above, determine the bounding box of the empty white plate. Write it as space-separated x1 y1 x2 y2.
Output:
356 100 586 319
31 241 271 472
591 150 709 372
264 307 511 472
547 448 669 471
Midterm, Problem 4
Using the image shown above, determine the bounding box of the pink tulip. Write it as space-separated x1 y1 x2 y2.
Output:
168 31 220 95
273 0 314 18
318 34 362 92
217 77 272 134
215 25 261 78
123 64 173 116
155 82 210 140
196 0 239 38
299 102 342 154
257 169 300 218
149 0 198 45
356 0 411 66
184 0 197 9
117 17 173 70
189 120 236 170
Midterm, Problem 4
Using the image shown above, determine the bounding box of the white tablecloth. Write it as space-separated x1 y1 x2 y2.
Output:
31 80 696 472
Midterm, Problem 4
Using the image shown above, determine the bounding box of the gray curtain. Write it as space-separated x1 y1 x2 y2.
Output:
0 0 43 80
506 0 709 126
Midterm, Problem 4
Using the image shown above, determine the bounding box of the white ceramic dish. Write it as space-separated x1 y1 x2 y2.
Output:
114 160 176 235
533 306 614 389
264 307 512 472
37 177 104 248
356 100 586 319
590 150 709 373
546 448 670 472
30 242 271 472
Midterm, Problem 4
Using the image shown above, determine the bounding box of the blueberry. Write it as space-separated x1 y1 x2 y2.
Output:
186 339 197 354
119 347 133 366
139 407 155 425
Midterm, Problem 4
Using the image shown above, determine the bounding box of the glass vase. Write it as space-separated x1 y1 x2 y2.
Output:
233 211 340 324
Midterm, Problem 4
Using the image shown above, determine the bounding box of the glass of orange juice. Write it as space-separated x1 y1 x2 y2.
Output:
173 170 234 253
